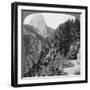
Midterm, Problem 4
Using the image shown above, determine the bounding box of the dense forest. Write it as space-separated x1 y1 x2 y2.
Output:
22 19 80 77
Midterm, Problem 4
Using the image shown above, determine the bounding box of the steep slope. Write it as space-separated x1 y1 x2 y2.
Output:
24 13 55 38
29 13 48 38
23 25 45 41
46 26 55 37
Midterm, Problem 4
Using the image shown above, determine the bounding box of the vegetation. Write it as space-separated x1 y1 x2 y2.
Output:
22 19 80 77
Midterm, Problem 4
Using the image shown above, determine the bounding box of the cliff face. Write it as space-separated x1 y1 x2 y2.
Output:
30 14 47 38
24 13 55 38
23 13 76 38
22 13 80 77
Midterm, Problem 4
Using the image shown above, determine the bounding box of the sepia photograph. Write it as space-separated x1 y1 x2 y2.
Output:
11 2 87 87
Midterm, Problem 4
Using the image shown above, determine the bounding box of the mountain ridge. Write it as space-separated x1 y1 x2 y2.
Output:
24 13 55 38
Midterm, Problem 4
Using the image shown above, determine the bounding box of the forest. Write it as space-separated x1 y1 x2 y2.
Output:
22 19 80 77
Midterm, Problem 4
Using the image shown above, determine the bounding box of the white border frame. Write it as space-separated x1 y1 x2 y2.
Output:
17 5 86 84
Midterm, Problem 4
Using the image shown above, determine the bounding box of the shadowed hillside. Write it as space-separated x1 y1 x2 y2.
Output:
22 18 80 77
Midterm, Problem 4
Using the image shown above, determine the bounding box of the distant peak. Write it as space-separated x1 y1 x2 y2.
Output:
30 13 46 28
24 13 75 30
24 13 48 38
23 13 76 38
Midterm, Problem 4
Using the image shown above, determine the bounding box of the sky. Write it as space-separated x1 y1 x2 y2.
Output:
23 13 76 29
